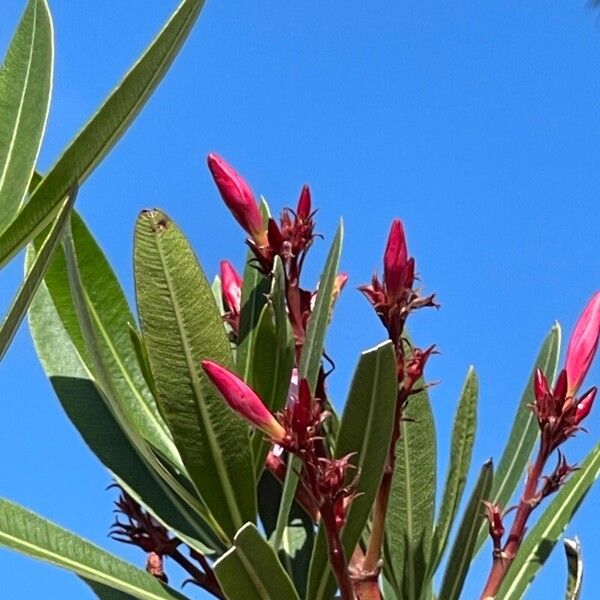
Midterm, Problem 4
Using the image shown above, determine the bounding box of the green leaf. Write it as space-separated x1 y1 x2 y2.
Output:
35 211 179 467
0 0 205 269
257 471 315 598
307 340 398 600
299 221 343 392
0 498 187 600
0 186 75 361
430 367 478 573
214 523 300 600
438 460 493 600
385 383 437 600
84 580 139 600
134 209 256 540
474 323 561 554
496 444 600 600
0 0 53 233
251 258 295 478
27 263 223 554
236 249 270 381
564 538 583 600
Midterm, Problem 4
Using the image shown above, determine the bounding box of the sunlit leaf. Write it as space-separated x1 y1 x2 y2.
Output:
0 0 53 232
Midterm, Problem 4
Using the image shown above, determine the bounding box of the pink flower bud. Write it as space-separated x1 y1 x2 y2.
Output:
297 185 311 219
534 368 551 403
384 219 409 299
202 360 285 442
575 387 596 424
207 153 268 246
219 260 242 316
565 292 600 396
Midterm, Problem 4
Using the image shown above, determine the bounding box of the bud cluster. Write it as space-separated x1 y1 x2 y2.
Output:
110 487 179 582
359 219 437 345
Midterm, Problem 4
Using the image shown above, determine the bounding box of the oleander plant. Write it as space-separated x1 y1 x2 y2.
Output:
1 1 600 600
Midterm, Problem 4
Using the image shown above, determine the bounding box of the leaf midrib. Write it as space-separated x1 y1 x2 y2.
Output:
84 291 178 461
0 530 172 600
0 0 39 196
154 228 243 532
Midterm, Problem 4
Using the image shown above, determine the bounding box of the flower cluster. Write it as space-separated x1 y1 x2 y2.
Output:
202 361 358 528
110 488 179 582
480 292 600 599
359 219 437 345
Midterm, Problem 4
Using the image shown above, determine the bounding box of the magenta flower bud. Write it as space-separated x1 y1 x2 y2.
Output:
575 387 596 424
219 260 242 316
297 185 311 219
384 219 409 299
534 368 551 402
202 360 285 442
565 292 600 396
207 153 268 246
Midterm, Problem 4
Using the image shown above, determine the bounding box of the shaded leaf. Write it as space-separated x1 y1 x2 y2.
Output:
0 0 206 269
564 538 583 600
307 340 398 600
134 209 255 540
214 523 300 600
0 498 187 600
299 222 343 392
438 460 493 600
28 261 223 553
0 186 75 361
251 257 295 478
36 211 179 469
0 0 53 232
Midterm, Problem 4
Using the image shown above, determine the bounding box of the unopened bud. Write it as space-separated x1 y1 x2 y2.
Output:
207 153 268 246
202 360 285 442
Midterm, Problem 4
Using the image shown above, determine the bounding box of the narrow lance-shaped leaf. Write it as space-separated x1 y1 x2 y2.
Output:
496 444 600 600
35 211 180 471
385 382 437 600
134 209 256 540
30 239 224 553
0 0 53 233
0 498 187 600
298 221 343 392
307 340 398 600
214 523 300 600
236 200 271 381
251 257 295 478
564 538 583 600
0 0 206 269
0 186 76 361
429 367 478 573
474 323 561 554
438 460 493 600
273 225 344 563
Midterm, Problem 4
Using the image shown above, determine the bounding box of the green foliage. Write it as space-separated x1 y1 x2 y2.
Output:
214 523 300 600
134 209 256 540
0 2 598 599
496 444 600 600
385 383 437 600
0 499 187 600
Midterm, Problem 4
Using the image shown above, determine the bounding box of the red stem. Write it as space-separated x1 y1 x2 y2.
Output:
479 442 549 599
320 501 355 600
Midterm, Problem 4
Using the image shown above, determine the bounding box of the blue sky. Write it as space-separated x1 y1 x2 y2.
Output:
1 1 600 598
